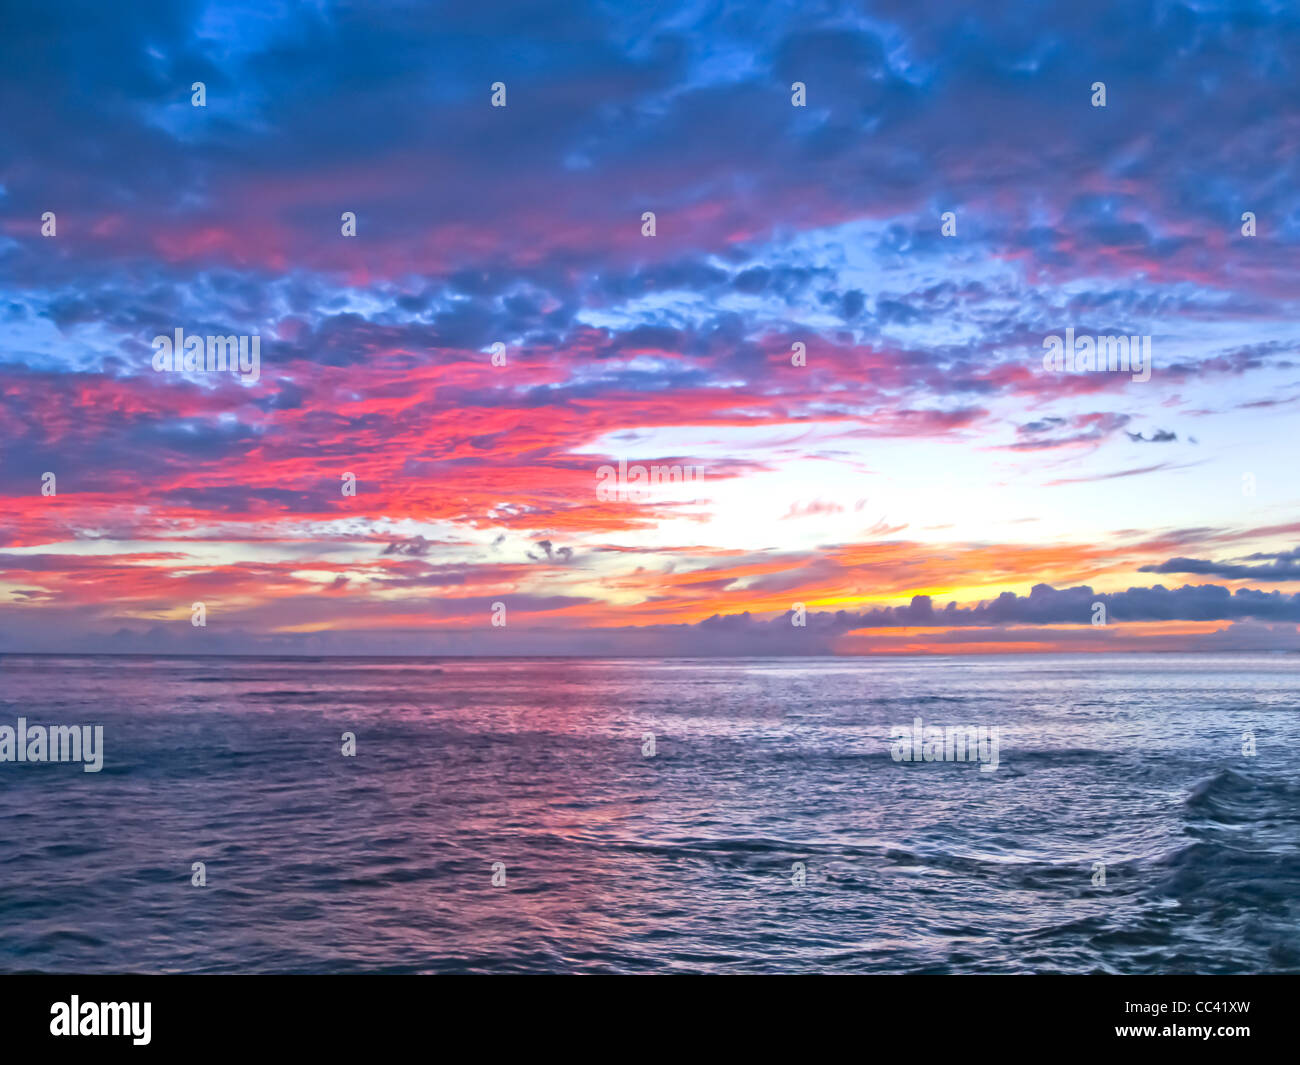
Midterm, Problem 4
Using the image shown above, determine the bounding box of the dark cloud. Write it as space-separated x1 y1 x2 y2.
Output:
1141 548 1300 582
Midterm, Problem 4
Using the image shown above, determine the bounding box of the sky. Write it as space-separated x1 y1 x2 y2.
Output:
1 0 1298 655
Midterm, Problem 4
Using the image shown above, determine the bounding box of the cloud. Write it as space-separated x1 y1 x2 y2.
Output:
382 535 438 557
527 540 574 563
1141 548 1300 582
2 2 1300 654
1045 461 1203 486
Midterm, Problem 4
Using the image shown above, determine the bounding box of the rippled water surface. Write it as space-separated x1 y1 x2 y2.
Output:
1 653 1297 973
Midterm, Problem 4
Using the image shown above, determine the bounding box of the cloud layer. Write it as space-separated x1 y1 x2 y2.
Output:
1 1 1298 654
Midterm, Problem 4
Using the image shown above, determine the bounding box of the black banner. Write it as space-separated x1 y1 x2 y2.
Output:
0 974 1291 1052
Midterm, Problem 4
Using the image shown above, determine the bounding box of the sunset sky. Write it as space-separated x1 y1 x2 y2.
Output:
1 0 1298 655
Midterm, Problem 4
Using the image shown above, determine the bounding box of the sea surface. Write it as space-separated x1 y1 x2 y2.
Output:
0 653 1297 974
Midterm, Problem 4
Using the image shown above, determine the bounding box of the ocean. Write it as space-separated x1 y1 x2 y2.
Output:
0 653 1296 973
